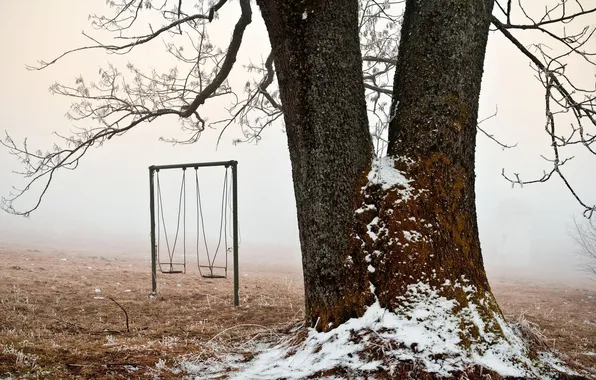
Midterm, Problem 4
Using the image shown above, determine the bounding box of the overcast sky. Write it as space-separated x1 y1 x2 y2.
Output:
0 1 594 282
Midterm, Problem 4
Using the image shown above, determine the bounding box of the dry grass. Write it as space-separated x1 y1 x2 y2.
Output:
491 279 596 376
0 248 303 378
0 247 595 378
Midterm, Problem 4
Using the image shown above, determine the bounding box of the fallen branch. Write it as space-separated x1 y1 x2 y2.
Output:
107 297 130 333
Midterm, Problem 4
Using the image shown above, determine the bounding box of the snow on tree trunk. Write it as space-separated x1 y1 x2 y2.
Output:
369 0 501 340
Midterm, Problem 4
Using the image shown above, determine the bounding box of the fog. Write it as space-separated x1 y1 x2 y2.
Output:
0 1 594 285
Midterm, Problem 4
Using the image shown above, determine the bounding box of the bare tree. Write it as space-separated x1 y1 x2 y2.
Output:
571 217 596 278
2 0 596 377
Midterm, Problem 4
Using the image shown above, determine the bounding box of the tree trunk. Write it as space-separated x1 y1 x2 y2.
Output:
373 0 496 307
256 0 375 330
246 1 583 376
256 0 507 337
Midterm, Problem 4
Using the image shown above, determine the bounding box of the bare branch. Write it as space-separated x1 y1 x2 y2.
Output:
500 6 596 29
180 0 252 117
216 52 283 147
28 14 206 70
27 1 233 71
107 297 130 333
476 107 518 149
492 12 596 217
364 82 393 95
4 0 594 222
1 0 251 216
362 55 397 65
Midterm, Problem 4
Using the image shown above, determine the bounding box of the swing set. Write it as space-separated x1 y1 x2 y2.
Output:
149 160 239 306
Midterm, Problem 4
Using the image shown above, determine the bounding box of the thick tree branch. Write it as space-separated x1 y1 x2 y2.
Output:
363 82 392 95
258 53 282 111
362 55 397 65
180 0 252 117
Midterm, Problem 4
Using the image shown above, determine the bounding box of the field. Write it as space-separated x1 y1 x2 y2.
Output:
0 246 595 379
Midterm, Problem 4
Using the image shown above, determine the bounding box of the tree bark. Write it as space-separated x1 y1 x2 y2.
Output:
376 0 496 304
256 0 375 330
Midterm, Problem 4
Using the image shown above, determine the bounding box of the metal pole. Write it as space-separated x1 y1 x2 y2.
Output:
149 166 157 295
232 161 239 306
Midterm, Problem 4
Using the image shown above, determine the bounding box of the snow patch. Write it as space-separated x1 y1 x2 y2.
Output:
367 156 412 191
539 352 581 376
366 217 379 241
181 281 562 379
355 204 376 214
403 230 423 242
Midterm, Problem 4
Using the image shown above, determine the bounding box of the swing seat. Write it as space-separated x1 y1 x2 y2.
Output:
159 262 186 274
199 265 227 279
202 274 226 279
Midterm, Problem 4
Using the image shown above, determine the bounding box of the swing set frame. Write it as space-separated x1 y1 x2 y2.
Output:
149 160 239 306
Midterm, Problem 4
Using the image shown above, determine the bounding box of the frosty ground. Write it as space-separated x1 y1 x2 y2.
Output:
0 246 594 379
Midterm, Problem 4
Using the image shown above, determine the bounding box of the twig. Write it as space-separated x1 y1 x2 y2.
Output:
107 297 130 333
476 107 518 149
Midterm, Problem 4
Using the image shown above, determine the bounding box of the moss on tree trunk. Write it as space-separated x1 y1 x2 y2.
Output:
378 0 501 333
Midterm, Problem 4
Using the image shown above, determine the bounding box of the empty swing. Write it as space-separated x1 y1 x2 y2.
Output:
195 166 231 278
149 160 239 304
155 168 187 274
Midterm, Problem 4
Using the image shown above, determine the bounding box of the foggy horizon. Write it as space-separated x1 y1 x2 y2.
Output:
1 1 595 288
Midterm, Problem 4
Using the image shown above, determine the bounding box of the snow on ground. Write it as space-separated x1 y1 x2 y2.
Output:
179 281 574 379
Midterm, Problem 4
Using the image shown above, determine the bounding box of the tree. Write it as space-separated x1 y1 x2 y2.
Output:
3 0 595 377
571 218 596 278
